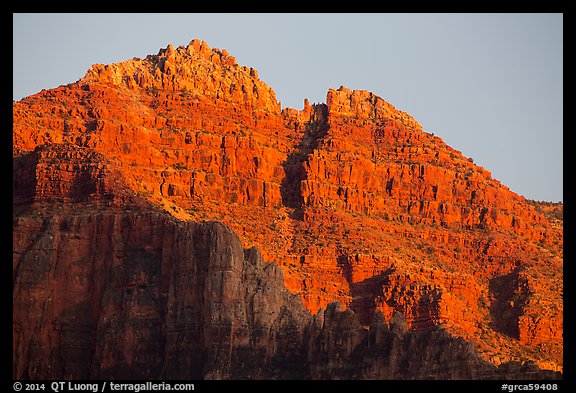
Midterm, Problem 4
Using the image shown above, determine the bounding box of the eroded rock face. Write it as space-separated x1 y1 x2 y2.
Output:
12 202 560 380
13 210 297 379
13 40 562 374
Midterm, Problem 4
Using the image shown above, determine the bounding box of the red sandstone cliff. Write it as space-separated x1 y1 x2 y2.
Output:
12 146 559 379
13 40 563 376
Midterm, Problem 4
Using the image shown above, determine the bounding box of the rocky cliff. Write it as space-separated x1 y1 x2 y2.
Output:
12 153 559 379
13 40 563 377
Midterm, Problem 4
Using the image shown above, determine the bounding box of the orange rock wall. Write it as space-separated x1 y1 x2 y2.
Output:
13 41 563 371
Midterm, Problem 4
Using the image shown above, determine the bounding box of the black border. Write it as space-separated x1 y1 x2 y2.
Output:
8 8 571 391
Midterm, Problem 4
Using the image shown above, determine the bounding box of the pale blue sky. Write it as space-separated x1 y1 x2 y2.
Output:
13 13 563 202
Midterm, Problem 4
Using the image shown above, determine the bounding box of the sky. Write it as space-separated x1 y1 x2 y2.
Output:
13 13 563 202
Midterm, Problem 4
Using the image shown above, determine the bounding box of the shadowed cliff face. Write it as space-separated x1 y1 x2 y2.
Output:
13 39 562 375
13 207 307 379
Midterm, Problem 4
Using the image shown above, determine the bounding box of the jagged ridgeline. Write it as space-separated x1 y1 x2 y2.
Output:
13 40 562 379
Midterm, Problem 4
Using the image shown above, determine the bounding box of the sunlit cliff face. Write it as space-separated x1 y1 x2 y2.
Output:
13 40 562 374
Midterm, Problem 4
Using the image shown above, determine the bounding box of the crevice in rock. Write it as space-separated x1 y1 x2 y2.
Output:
13 150 40 211
280 103 328 212
488 267 530 339
349 267 396 326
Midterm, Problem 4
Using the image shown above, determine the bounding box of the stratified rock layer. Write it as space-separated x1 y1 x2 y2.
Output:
13 40 563 375
12 173 559 379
